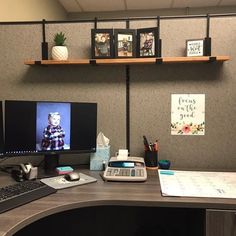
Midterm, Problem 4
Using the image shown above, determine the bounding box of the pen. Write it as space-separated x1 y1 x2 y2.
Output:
154 140 159 151
143 135 151 151
149 142 153 151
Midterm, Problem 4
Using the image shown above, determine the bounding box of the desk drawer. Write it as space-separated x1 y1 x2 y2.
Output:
206 209 236 236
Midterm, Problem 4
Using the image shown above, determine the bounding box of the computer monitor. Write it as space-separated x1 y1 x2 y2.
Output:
0 101 4 157
4 100 97 173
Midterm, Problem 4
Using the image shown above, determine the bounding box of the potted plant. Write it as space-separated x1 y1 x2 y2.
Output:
52 32 68 60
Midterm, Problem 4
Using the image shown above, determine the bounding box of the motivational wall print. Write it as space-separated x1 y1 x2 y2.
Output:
171 94 205 135
186 39 204 57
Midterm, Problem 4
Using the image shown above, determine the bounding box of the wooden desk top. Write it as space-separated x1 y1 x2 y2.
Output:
0 169 236 236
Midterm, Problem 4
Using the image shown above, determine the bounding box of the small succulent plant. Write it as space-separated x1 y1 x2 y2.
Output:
54 32 67 46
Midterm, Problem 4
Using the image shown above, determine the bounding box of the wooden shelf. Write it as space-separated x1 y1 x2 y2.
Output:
24 56 230 66
24 59 90 65
162 56 229 63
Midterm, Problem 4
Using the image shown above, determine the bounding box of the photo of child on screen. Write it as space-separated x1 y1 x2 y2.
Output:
41 112 65 151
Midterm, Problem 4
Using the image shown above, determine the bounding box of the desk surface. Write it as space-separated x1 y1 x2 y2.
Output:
0 169 236 236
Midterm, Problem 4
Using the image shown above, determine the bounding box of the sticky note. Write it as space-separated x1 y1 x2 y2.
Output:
159 170 174 175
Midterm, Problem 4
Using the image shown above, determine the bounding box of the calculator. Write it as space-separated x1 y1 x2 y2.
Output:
103 156 147 182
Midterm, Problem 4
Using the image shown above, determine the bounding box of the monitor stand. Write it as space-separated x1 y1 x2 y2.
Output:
40 153 59 178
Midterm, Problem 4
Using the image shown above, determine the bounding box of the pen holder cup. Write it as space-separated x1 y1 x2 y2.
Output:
144 151 158 169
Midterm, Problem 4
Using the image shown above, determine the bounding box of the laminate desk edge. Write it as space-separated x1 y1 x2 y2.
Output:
2 198 236 236
1 170 236 236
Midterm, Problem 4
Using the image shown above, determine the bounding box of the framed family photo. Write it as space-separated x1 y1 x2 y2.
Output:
186 39 205 57
91 29 113 59
137 27 158 57
114 29 136 58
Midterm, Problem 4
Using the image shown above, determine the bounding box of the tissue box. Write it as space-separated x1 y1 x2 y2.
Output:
90 146 110 170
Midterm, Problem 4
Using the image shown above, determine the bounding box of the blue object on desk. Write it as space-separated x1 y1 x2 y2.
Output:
56 166 74 175
158 160 171 170
90 146 110 170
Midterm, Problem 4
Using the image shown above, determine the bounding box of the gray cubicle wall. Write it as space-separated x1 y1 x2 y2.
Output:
0 16 235 169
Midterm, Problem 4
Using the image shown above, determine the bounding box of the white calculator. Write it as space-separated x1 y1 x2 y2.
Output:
103 156 147 182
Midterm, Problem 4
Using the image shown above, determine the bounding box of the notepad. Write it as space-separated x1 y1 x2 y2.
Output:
158 170 236 199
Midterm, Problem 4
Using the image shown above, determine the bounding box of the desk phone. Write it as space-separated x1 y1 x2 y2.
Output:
103 156 147 182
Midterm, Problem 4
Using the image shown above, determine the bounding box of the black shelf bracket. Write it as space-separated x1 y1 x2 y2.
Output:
89 59 97 65
35 61 48 67
156 58 163 64
35 61 42 65
209 56 216 62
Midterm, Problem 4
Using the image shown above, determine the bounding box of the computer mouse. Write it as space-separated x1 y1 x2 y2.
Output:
64 172 80 181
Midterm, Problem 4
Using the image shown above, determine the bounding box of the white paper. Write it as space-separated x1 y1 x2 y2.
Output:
117 149 128 160
158 170 236 199
97 132 109 147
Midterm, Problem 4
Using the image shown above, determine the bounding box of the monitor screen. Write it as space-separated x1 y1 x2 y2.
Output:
4 100 97 169
0 101 4 157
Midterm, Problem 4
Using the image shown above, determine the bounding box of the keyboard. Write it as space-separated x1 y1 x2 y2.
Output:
0 180 57 214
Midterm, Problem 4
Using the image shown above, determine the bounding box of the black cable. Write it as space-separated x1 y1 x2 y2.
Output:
0 156 9 165
0 163 20 175
126 65 130 152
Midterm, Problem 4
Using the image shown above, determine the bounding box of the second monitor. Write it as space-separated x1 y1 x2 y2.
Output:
4 100 97 172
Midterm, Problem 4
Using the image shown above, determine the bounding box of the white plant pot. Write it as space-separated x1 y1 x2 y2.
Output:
52 46 68 60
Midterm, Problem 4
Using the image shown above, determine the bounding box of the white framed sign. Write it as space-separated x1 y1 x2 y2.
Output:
171 94 205 135
186 39 204 57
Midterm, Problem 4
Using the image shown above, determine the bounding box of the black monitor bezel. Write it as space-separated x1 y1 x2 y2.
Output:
4 100 97 158
0 101 4 158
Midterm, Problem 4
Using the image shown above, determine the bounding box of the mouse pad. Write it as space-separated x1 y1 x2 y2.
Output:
40 173 97 189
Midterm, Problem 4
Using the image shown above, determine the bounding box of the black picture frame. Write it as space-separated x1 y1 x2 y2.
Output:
186 39 205 57
137 27 158 58
91 29 113 59
114 29 136 58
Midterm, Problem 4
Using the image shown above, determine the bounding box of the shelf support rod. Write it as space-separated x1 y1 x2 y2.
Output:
157 16 162 57
204 14 211 56
206 14 210 38
41 19 48 60
126 19 130 29
94 17 98 29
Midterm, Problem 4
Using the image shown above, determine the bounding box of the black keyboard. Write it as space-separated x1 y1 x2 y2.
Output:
0 180 57 214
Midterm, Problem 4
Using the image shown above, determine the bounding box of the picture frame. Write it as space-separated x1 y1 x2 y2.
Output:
186 39 205 57
114 29 136 58
137 27 158 57
91 29 114 59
